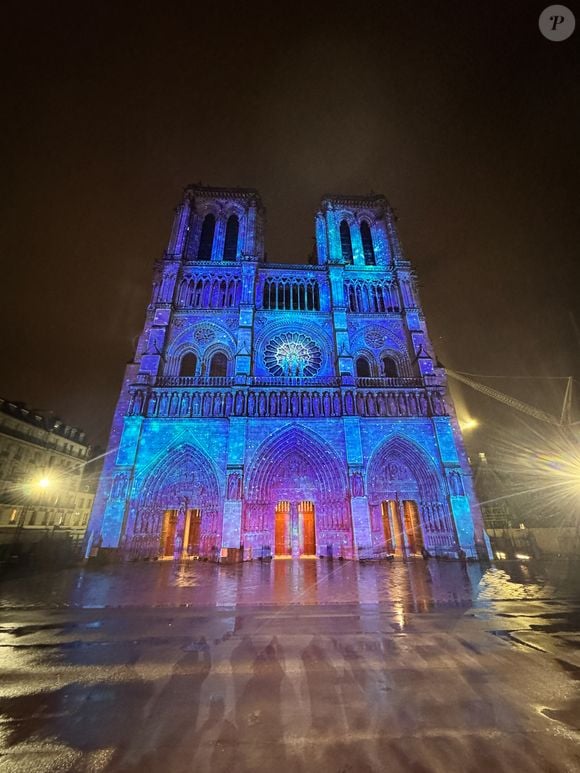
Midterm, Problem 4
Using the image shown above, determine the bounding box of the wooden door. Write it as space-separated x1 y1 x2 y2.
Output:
403 500 423 554
275 501 290 555
301 501 316 555
161 510 177 557
186 508 201 555
381 501 393 551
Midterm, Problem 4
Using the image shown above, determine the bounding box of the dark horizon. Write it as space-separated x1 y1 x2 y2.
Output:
2 1 579 448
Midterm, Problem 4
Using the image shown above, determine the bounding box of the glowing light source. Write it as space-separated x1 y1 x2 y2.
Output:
479 422 580 523
459 418 479 431
37 477 51 489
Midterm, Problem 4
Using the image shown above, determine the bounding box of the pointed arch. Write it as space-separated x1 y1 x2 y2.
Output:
360 220 376 265
245 426 348 503
208 351 228 377
366 435 455 554
367 435 441 503
381 355 398 378
339 220 354 264
179 352 198 377
223 214 239 260
129 443 222 559
242 426 352 556
197 213 215 260
356 355 372 378
135 443 221 509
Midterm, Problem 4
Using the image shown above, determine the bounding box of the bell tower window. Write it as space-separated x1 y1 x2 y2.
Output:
361 221 376 266
223 215 239 261
197 214 215 261
340 220 353 264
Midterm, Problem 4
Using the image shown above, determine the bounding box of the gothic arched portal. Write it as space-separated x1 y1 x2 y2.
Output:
126 444 222 560
367 436 457 556
243 427 352 558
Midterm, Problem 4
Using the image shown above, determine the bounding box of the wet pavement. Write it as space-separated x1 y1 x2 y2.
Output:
1 558 579 772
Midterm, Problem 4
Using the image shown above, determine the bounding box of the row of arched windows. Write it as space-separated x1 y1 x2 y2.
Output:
344 280 400 313
190 213 240 262
262 277 321 311
356 355 399 379
179 351 229 378
176 276 242 308
340 219 376 265
178 351 401 380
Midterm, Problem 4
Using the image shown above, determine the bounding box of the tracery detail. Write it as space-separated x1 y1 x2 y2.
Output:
264 333 322 377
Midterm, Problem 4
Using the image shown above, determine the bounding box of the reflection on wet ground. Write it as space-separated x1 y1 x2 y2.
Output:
2 557 579 611
1 559 579 772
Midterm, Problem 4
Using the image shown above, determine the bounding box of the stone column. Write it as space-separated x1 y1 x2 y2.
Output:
221 422 247 554
234 258 258 380
181 510 191 559
315 212 329 264
328 264 354 384
396 498 409 557
166 199 190 258
342 419 373 558
291 502 300 557
350 221 365 267
173 506 186 561
213 217 226 261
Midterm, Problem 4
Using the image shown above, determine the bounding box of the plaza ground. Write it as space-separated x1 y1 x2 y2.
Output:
1 558 579 772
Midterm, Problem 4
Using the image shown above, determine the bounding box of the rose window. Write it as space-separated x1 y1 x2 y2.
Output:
264 333 322 377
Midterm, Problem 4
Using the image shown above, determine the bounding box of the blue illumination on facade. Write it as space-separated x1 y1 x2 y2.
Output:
87 186 488 561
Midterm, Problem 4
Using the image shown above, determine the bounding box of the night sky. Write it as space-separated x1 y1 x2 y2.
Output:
2 1 579 450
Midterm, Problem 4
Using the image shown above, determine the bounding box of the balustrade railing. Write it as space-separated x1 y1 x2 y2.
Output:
248 375 340 387
155 376 235 387
153 375 429 389
355 377 423 388
127 383 447 421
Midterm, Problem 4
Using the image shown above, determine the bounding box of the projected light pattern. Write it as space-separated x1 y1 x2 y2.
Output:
264 333 322 377
86 185 486 564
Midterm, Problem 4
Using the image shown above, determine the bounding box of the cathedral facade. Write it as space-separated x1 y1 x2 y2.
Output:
87 185 487 562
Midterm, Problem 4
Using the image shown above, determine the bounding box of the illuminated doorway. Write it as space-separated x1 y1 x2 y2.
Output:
160 507 202 558
184 508 201 556
275 500 291 555
403 500 423 554
299 500 316 555
380 500 394 552
161 510 178 558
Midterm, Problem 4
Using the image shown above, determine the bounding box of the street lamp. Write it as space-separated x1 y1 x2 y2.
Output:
12 476 55 552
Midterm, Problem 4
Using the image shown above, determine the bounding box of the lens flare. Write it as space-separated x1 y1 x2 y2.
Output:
480 418 580 525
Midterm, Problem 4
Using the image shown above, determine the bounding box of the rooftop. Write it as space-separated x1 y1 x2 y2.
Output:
0 398 88 446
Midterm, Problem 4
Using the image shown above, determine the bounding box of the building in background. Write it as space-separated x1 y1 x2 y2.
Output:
88 185 488 562
0 399 97 563
472 451 515 531
471 450 577 559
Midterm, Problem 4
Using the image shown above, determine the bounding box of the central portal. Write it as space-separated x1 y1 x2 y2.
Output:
160 508 202 558
274 500 316 557
243 427 352 560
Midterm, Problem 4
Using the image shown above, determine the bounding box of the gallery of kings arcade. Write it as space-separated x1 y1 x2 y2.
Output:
86 185 489 563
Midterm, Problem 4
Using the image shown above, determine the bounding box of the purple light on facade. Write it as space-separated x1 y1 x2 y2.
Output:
86 186 489 563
